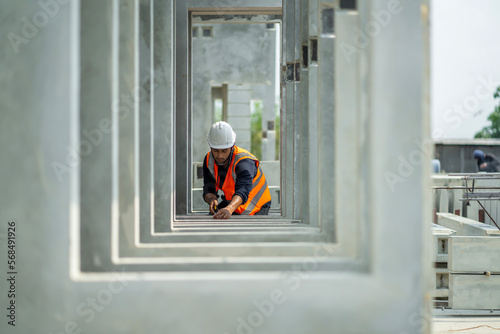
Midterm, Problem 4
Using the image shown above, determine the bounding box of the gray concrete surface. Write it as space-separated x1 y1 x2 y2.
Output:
437 213 500 236
450 275 500 310
449 237 500 272
192 22 278 160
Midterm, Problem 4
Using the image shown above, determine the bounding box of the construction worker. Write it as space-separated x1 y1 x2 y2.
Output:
473 149 500 172
203 121 272 219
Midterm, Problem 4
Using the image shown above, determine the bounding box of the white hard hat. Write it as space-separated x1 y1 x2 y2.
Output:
207 121 236 149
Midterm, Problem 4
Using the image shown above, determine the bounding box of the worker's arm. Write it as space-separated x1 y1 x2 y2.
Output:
202 155 219 214
232 159 257 204
204 193 219 215
213 195 243 220
485 154 500 172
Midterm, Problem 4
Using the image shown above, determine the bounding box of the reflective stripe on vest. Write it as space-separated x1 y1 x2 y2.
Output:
205 146 271 215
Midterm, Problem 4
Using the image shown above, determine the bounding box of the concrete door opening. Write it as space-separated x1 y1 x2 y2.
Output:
190 18 282 215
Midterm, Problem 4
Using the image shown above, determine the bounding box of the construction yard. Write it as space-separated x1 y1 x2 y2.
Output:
432 174 500 332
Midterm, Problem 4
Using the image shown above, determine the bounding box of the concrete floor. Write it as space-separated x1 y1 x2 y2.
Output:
433 316 500 333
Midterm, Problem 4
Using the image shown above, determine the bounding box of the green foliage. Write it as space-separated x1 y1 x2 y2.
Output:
249 101 281 161
214 99 223 122
251 101 263 160
475 86 500 138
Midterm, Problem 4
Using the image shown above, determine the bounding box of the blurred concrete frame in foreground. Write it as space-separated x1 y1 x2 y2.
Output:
0 0 431 332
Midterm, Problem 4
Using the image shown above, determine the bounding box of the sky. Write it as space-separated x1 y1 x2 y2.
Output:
431 0 500 139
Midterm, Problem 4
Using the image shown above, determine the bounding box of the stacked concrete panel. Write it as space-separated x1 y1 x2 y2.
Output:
437 213 500 237
449 237 500 310
436 213 500 310
432 223 456 307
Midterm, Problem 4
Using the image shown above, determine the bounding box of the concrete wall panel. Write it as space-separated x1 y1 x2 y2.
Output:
449 236 500 272
450 275 500 309
437 213 500 236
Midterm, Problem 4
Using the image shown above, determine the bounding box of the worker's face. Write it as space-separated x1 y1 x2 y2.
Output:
211 147 232 165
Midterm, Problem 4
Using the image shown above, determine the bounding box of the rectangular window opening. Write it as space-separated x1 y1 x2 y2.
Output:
310 38 318 63
321 8 335 37
214 98 223 122
286 62 294 81
202 26 213 37
340 0 357 10
294 61 301 81
302 44 308 68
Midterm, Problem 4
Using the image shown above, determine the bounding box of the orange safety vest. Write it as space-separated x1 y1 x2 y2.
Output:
205 146 271 215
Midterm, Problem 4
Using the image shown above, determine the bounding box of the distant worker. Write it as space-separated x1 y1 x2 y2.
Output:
203 121 272 219
473 149 500 172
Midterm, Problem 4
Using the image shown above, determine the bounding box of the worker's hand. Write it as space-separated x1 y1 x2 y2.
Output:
209 199 219 215
213 195 241 219
481 162 487 169
213 208 232 220
204 194 218 215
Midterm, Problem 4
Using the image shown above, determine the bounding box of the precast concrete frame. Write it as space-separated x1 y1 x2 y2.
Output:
186 10 283 214
75 0 431 277
77 0 376 273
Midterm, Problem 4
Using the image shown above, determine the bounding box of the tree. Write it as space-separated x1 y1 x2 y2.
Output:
474 86 500 138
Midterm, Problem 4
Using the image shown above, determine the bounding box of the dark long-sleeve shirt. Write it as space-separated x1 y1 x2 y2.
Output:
203 154 257 205
478 153 500 172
